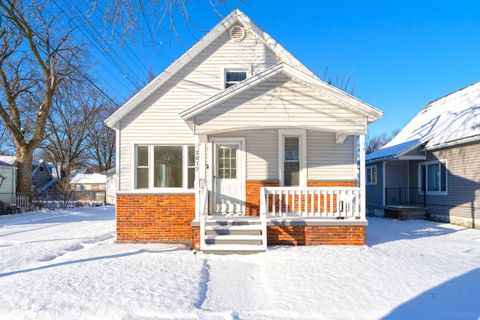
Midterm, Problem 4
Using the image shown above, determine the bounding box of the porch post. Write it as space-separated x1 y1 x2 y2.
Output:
194 135 208 221
359 134 366 219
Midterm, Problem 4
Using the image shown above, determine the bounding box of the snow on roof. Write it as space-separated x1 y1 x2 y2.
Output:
0 160 15 167
368 81 480 161
70 173 107 184
0 155 16 165
366 139 421 162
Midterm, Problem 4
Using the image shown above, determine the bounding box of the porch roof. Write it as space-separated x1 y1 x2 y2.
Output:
179 63 383 135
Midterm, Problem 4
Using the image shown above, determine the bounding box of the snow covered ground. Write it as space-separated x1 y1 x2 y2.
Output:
0 207 478 319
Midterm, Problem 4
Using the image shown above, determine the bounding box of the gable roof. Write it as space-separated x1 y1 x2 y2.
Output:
105 9 317 128
367 81 480 162
180 62 383 122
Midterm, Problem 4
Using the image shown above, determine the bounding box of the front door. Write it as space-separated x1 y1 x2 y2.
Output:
213 140 244 215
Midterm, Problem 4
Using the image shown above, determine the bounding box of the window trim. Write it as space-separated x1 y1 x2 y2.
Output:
278 129 307 187
418 159 448 195
223 68 249 89
133 144 195 191
366 165 377 185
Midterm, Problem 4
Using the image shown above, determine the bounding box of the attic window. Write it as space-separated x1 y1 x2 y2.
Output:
225 70 247 88
228 25 246 41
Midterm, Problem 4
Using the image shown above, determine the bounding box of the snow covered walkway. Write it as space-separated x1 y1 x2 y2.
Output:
0 207 479 319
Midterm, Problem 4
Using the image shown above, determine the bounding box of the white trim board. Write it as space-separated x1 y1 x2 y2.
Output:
278 129 307 187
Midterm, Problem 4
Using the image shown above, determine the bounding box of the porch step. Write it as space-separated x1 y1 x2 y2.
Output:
200 217 267 253
205 234 263 245
205 224 263 231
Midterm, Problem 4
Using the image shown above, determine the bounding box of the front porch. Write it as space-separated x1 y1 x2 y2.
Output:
194 181 367 252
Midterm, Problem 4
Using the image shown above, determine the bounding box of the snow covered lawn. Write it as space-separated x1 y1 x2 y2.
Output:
0 207 478 319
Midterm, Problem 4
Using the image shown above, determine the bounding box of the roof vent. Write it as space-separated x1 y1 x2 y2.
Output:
229 25 246 41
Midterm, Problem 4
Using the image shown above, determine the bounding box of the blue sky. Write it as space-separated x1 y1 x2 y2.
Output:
86 1 480 136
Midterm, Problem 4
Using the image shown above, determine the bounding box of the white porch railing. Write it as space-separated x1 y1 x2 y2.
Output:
260 187 362 219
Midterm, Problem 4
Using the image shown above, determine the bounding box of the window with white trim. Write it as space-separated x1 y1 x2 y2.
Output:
283 137 300 186
366 165 377 185
225 70 247 88
419 160 447 194
135 145 195 190
136 145 149 189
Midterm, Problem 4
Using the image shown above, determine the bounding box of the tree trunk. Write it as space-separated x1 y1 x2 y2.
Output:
16 146 34 193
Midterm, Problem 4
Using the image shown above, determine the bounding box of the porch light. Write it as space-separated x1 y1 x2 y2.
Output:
0 175 5 187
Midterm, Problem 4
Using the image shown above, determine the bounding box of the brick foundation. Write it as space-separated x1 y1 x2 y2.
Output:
267 225 365 245
116 193 195 244
117 180 364 248
192 226 200 250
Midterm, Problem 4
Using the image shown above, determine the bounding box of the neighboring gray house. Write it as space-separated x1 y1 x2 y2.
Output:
366 82 480 229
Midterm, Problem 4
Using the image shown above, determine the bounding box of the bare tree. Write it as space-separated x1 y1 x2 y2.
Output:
89 0 232 45
41 83 99 191
319 65 355 95
86 103 115 173
0 0 82 192
366 129 400 154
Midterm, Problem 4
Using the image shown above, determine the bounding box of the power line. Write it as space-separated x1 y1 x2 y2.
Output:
54 0 145 90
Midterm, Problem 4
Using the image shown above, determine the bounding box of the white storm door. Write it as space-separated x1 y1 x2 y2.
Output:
213 141 244 215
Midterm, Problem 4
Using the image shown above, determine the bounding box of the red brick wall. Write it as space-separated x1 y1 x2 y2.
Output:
116 194 195 243
267 225 365 245
245 180 279 216
192 226 200 250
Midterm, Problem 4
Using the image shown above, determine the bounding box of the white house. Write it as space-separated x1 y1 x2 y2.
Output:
105 10 383 252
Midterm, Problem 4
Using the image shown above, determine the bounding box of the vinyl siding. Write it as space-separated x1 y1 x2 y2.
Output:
385 160 409 188
422 141 480 221
0 167 15 204
211 129 278 180
211 129 356 181
366 162 383 211
195 74 367 135
118 29 278 190
307 131 356 180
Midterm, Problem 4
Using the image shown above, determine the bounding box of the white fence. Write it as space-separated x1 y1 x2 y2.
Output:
260 187 362 219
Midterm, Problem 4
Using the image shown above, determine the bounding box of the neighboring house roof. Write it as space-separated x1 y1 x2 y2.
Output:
0 156 55 170
70 173 107 184
0 160 15 168
367 81 480 162
0 156 16 165
32 160 53 176
36 178 57 192
105 9 322 128
180 63 383 123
